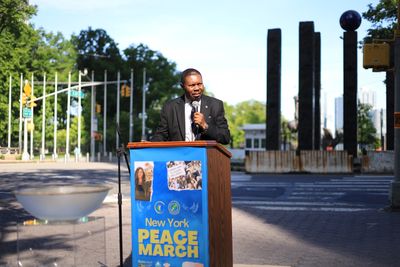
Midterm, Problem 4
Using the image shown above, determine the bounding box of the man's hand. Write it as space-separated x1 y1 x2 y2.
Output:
193 112 208 130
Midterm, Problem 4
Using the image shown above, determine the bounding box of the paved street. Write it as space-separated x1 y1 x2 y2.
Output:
1 162 400 266
232 172 400 266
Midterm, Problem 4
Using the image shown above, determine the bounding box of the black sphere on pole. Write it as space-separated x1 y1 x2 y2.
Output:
340 10 362 31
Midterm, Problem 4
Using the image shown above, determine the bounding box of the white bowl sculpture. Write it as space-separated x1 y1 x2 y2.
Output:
14 184 112 221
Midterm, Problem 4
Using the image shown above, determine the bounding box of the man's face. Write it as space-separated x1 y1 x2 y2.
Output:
182 74 204 101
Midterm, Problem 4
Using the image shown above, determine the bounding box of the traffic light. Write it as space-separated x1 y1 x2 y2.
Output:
125 85 131 97
29 96 37 108
121 84 131 97
21 93 27 105
121 84 126 97
96 104 101 113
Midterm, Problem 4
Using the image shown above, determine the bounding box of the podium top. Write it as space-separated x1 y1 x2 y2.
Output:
127 141 232 158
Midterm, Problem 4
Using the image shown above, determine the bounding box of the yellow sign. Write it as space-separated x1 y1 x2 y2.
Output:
23 81 32 96
27 122 35 131
395 112 400 128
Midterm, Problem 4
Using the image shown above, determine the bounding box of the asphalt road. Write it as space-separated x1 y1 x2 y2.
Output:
231 172 400 267
1 162 400 266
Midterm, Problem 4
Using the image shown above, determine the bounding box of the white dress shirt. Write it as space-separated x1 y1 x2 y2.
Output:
184 97 201 141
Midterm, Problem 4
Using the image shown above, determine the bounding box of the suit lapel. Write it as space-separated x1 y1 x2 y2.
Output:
201 96 210 122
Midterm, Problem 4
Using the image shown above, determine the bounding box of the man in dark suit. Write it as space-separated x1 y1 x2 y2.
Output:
151 68 230 145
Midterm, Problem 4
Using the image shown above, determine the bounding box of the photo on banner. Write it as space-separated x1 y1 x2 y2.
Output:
134 161 154 201
166 161 202 191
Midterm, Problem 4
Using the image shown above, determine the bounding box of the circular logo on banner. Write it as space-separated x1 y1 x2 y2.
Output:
168 200 180 215
154 201 165 214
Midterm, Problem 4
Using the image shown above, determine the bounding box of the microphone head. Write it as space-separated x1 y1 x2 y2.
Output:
192 101 200 111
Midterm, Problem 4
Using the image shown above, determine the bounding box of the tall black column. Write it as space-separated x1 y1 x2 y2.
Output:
314 32 321 150
386 64 394 150
298 21 315 150
343 31 358 157
266 28 282 150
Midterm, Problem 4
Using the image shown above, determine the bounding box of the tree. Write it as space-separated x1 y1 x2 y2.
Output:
357 102 379 151
72 29 180 151
72 28 124 152
0 2 76 150
224 100 266 148
0 0 36 37
362 0 397 42
124 43 181 142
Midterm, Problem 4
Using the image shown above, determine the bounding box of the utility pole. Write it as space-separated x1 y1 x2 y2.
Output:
18 74 23 153
53 73 58 159
41 73 46 160
8 75 12 149
141 68 147 141
66 72 71 161
103 70 107 156
116 71 121 148
129 69 134 142
391 1 400 208
90 70 95 162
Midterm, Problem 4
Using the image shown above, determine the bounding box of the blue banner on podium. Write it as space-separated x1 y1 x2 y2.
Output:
130 147 209 267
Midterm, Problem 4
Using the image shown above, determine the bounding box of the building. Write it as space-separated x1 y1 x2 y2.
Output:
359 88 377 107
241 124 266 151
334 96 343 133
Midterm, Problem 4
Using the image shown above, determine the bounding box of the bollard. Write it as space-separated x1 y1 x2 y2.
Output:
97 152 101 162
109 152 112 162
86 153 89 162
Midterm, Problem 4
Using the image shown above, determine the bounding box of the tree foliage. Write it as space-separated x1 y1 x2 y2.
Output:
0 1 76 151
362 0 398 42
72 28 180 151
0 0 36 37
224 100 266 148
357 102 379 150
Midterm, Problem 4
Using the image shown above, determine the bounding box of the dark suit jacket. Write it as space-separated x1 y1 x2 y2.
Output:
151 95 231 145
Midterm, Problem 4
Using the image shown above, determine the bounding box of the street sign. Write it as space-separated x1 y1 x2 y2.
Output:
23 107 32 118
70 89 86 98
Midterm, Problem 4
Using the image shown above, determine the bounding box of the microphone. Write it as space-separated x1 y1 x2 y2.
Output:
191 101 200 112
191 101 200 139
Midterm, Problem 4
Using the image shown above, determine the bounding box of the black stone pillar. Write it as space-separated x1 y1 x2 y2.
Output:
298 21 315 150
266 28 282 150
314 32 321 150
343 31 358 157
387 70 394 150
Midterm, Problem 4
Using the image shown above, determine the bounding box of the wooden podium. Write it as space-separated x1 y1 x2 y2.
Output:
127 141 232 267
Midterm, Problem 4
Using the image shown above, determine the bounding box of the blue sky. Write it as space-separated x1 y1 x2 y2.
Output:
30 0 385 130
